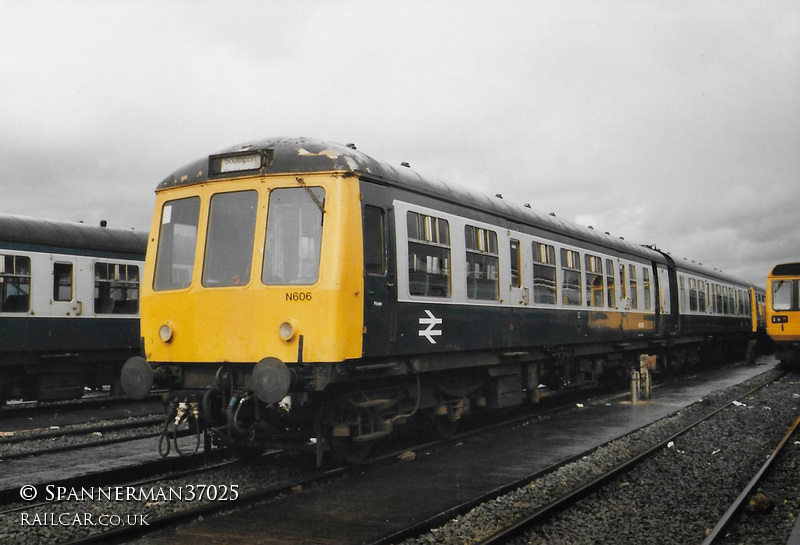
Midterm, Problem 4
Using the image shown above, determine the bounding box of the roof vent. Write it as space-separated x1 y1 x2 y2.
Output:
549 212 556 217
401 162 410 168
524 203 531 208
346 143 357 150
495 194 503 199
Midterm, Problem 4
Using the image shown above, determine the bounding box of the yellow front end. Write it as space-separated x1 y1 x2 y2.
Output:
140 173 364 369
766 276 800 343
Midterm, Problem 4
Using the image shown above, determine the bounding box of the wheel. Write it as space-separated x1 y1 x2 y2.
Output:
330 436 373 465
419 407 459 439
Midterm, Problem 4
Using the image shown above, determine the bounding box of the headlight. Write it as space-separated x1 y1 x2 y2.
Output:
279 320 297 341
159 322 174 343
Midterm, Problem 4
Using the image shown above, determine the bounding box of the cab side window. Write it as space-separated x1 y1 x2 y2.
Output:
364 206 386 276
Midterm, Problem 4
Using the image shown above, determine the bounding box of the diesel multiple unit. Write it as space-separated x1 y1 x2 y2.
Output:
121 137 766 463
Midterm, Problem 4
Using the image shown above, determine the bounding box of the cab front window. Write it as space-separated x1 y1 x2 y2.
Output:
263 187 325 285
203 190 258 287
154 197 201 291
772 279 796 311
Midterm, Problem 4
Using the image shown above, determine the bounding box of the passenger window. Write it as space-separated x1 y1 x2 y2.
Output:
689 278 698 312
629 265 638 309
606 259 616 307
620 264 628 301
533 242 557 304
154 197 201 291
643 268 652 311
407 211 451 297
697 279 706 312
584 254 604 308
53 262 73 302
679 276 686 311
204 190 258 287
510 239 521 289
465 225 499 300
95 263 140 314
707 283 713 313
263 187 325 285
364 206 386 275
0 255 31 313
560 249 582 306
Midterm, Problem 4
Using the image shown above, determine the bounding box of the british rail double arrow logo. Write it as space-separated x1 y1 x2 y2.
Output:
418 310 443 344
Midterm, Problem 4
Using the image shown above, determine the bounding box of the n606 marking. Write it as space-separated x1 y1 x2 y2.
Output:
286 292 312 302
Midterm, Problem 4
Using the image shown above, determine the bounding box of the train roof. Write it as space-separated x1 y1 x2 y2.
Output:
0 214 148 258
668 256 750 287
159 137 667 262
770 262 800 277
158 137 749 285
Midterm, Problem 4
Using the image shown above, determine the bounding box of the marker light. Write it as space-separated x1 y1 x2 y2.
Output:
279 321 297 341
159 323 174 343
772 315 789 324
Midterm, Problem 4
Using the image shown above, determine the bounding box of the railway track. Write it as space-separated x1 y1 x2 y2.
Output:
400 366 798 545
0 416 164 462
0 391 165 417
0 360 784 544
466 372 791 545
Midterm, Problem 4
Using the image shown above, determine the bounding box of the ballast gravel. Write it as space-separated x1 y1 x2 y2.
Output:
397 367 800 545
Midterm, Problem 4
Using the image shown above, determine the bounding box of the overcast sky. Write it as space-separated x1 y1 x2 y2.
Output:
1 1 798 286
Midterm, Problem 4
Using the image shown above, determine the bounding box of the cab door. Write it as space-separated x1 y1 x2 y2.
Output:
361 203 397 357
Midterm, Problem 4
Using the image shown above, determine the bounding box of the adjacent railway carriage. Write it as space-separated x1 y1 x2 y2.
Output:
766 262 800 364
122 137 762 463
0 215 147 403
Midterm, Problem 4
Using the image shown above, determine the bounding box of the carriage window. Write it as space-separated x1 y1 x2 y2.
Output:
533 242 557 304
628 265 638 309
561 249 582 306
407 211 451 297
585 254 604 308
697 279 706 312
95 263 140 314
643 268 652 311
154 197 201 291
0 255 31 313
203 190 258 287
510 239 521 289
689 278 698 312
715 284 723 314
263 187 325 285
53 262 73 302
364 206 386 275
606 259 616 307
679 276 686 311
620 263 628 302
465 225 499 300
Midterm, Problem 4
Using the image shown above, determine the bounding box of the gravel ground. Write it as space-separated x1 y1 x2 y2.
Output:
396 366 800 545
0 449 315 544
